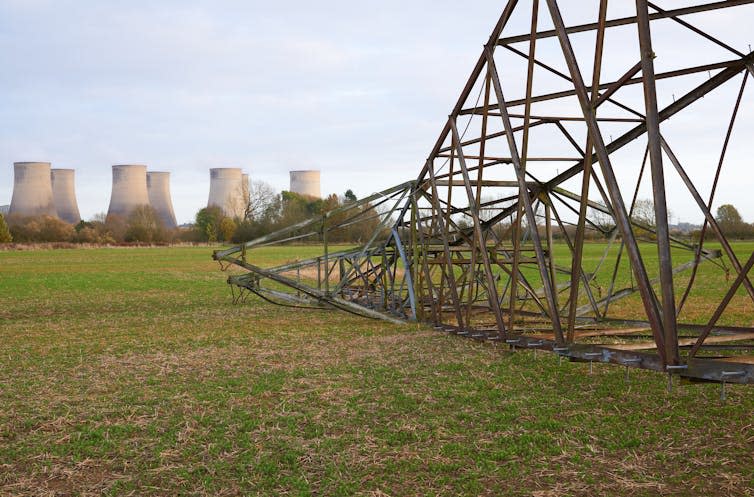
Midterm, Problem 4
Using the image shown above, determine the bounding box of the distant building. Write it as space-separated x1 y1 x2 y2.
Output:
670 222 701 234
208 168 246 218
289 170 321 199
147 171 177 229
107 165 150 219
9 162 57 218
51 168 81 224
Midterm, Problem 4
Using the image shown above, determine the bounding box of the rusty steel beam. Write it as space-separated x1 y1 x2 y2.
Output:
498 0 754 45
636 0 679 365
460 59 745 115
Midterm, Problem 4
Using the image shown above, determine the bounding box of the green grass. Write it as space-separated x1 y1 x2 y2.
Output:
418 239 754 328
546 240 754 326
1 245 753 496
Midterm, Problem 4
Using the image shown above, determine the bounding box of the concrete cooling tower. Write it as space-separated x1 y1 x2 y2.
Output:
242 173 250 206
208 168 244 218
9 162 57 218
51 169 81 224
146 171 177 229
107 165 149 219
289 170 321 199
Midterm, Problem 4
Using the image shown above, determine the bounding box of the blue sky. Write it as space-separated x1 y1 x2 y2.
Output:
1 1 752 224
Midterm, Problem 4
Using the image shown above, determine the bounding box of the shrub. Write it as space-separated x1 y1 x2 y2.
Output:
104 214 128 243
194 206 224 242
124 205 167 243
6 215 75 242
0 213 11 243
218 217 237 242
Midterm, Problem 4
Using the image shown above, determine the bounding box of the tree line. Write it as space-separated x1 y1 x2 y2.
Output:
2 192 753 245
192 184 379 244
703 204 754 239
1 205 178 244
0 182 378 245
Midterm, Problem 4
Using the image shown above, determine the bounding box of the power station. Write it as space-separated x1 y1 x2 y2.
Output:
107 165 150 219
4 163 323 224
289 170 321 199
147 171 177 229
9 162 57 218
207 167 245 218
51 169 81 224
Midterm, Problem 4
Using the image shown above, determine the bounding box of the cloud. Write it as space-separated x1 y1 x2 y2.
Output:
0 1 752 224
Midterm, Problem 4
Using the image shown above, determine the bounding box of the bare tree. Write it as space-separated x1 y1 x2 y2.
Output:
589 203 615 234
244 180 280 222
631 199 656 228
478 195 508 223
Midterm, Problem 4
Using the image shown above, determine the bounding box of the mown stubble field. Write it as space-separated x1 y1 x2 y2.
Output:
1 246 752 496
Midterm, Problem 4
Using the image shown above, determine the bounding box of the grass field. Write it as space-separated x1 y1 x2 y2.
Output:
1 245 753 496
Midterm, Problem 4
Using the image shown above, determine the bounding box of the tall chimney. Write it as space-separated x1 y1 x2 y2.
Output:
289 170 321 199
208 167 244 218
51 168 81 224
9 162 57 217
147 171 177 229
107 165 149 219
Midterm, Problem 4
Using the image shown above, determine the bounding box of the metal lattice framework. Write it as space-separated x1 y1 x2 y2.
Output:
216 0 754 385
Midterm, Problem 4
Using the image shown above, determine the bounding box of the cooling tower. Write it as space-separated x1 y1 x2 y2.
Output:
208 168 244 218
242 173 250 206
107 165 149 219
289 170 321 199
8 162 57 218
147 171 177 229
50 169 81 224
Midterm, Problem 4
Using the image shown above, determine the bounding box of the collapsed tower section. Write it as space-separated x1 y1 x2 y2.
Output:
216 1 754 385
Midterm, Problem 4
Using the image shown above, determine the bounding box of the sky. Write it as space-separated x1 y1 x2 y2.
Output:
1 1 752 224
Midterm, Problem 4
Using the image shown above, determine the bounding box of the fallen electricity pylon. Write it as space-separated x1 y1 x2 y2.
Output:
216 0 754 385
